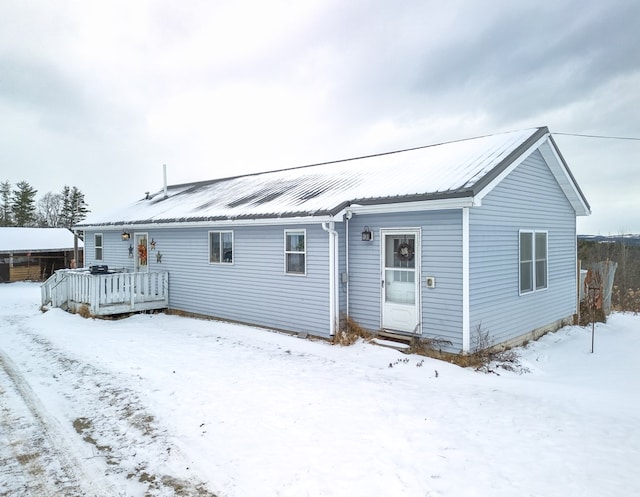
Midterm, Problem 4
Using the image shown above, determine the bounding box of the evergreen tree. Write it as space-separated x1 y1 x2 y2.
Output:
0 180 12 226
59 185 89 227
11 181 38 227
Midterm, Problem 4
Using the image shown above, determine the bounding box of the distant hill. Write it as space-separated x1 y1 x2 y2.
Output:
578 234 640 247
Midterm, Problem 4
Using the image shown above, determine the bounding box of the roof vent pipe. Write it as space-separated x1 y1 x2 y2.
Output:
163 164 168 198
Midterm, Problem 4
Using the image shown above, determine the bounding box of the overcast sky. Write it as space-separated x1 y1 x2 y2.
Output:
1 0 638 234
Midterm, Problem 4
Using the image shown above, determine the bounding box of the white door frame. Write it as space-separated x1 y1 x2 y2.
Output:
134 232 149 273
380 228 421 334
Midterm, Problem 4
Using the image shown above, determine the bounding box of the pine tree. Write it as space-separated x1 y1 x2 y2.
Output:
59 185 89 227
0 180 12 226
11 181 38 227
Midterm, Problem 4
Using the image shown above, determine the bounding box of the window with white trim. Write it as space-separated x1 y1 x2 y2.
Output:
94 233 103 261
209 231 233 264
519 230 547 294
285 229 306 275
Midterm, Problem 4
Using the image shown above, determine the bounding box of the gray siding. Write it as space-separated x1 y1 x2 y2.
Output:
84 231 136 271
84 223 333 337
469 149 577 347
347 210 464 350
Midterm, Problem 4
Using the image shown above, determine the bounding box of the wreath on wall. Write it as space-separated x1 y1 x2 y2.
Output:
396 242 414 261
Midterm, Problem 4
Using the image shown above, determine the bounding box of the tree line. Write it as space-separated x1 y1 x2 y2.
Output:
578 235 640 313
0 180 90 228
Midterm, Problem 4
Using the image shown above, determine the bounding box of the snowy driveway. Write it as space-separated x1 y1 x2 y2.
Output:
1 282 639 497
0 291 217 496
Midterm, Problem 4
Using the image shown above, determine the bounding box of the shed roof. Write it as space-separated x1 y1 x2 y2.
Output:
0 228 81 253
78 126 590 228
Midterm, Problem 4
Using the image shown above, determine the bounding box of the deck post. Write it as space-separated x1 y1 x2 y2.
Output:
130 272 135 310
91 274 99 315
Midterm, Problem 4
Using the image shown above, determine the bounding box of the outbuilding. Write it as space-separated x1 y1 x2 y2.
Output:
0 227 81 282
74 127 590 353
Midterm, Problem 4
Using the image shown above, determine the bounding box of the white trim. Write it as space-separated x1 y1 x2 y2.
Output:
208 230 234 265
350 197 476 216
134 232 149 273
474 134 548 203
284 228 307 276
462 208 470 353
77 214 341 232
380 228 421 334
321 221 339 336
538 139 591 216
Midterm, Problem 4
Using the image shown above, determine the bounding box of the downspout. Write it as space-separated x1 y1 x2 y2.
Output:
462 207 470 353
321 221 339 337
345 211 351 315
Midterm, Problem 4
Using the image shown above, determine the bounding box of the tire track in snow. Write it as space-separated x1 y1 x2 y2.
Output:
3 319 218 497
0 349 115 497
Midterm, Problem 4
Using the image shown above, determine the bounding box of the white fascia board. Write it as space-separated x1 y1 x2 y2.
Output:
76 214 341 232
348 196 477 215
474 134 549 203
538 140 591 216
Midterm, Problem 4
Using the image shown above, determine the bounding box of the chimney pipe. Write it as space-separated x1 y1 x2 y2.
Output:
163 164 168 198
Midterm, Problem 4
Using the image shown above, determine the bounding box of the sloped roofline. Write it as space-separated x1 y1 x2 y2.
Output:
76 126 590 228
164 127 549 194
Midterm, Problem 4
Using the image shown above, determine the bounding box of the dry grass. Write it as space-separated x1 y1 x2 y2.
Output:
613 286 640 314
333 314 373 346
445 324 529 373
77 304 92 319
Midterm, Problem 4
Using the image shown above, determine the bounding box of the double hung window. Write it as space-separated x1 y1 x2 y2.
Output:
285 230 306 275
519 230 547 294
94 233 103 261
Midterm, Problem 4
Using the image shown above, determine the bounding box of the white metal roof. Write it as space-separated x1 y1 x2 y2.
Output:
78 127 589 227
0 228 81 252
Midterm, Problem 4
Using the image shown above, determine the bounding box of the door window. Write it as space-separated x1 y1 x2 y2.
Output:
384 234 416 305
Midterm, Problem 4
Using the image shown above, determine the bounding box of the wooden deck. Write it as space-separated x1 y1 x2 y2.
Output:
41 269 169 316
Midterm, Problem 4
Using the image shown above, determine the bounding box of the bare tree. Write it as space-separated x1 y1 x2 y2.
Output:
36 192 63 227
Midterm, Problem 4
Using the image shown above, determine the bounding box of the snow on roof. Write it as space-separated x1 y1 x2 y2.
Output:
0 228 81 253
80 127 550 227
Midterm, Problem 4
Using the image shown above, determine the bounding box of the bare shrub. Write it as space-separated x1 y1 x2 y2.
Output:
450 323 529 374
613 286 640 314
77 304 92 319
409 336 453 357
334 314 373 346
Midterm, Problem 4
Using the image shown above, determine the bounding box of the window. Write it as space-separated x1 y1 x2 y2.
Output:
519 230 547 294
94 233 103 261
285 230 306 275
209 231 233 264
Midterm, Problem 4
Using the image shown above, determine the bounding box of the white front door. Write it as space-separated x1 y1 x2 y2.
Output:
382 230 420 333
134 233 149 272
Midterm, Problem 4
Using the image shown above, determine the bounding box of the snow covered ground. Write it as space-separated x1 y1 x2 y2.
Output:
0 282 639 497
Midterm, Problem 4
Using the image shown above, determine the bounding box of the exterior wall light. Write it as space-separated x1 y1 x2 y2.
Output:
361 226 373 241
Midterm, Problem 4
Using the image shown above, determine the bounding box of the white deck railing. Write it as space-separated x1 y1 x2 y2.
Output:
41 269 169 316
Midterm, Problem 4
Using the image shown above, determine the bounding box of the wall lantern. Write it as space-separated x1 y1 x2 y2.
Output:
121 231 131 241
361 226 373 241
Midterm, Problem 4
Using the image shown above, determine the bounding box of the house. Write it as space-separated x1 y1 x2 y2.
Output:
0 227 82 282
74 127 590 353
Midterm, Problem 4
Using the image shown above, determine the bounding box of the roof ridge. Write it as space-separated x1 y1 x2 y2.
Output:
165 127 546 191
